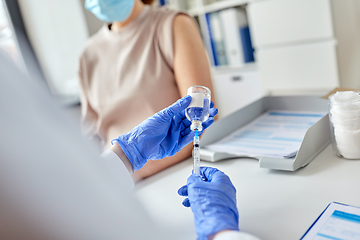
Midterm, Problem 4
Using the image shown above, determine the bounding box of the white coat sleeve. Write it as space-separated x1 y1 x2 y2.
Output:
100 150 134 189
214 230 261 240
0 52 175 240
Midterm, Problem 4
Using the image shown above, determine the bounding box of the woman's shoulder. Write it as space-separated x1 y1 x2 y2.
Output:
80 26 108 59
147 7 195 67
147 6 184 22
150 6 178 15
146 6 193 35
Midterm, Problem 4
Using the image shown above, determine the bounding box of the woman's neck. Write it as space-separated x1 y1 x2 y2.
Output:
111 1 145 31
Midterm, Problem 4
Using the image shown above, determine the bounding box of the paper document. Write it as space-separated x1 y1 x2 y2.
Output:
205 111 326 158
301 202 360 240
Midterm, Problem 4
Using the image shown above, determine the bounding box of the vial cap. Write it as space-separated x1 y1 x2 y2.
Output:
190 121 202 132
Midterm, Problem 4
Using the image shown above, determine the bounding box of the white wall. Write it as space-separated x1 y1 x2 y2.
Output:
332 0 360 89
78 0 103 36
17 0 89 100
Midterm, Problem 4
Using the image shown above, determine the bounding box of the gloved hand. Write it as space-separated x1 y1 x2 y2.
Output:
112 96 218 172
178 167 239 240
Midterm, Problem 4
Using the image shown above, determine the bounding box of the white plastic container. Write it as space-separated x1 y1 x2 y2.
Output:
329 91 360 159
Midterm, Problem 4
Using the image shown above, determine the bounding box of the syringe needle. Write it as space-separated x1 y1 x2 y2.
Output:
193 129 200 176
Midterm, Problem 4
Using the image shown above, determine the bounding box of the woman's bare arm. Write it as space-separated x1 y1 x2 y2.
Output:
173 14 215 101
132 14 216 181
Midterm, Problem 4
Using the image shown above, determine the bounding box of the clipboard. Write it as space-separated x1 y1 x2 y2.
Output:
300 202 360 239
199 96 331 171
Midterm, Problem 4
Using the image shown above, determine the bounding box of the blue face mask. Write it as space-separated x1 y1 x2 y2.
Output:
85 0 135 23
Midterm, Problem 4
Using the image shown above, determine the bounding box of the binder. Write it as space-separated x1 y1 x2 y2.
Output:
205 13 218 66
209 12 227 66
219 8 247 67
240 26 255 63
199 96 331 171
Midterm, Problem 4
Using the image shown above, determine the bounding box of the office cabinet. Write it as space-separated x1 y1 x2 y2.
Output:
248 0 360 95
258 41 338 93
212 69 264 118
248 0 334 48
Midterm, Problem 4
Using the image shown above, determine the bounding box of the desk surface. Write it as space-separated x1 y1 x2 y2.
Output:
134 145 360 240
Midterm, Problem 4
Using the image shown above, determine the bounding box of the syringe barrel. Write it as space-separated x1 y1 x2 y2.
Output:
193 145 200 175
193 135 201 176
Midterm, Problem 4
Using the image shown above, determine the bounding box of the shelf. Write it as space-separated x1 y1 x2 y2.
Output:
211 62 257 74
188 0 250 16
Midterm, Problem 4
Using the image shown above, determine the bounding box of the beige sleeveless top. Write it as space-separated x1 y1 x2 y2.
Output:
78 6 184 148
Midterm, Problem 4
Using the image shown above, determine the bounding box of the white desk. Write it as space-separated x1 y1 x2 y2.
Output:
134 145 360 240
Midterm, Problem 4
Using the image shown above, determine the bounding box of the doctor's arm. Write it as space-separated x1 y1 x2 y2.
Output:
179 167 261 240
110 96 217 173
0 52 172 240
106 96 262 240
106 97 260 240
110 142 133 173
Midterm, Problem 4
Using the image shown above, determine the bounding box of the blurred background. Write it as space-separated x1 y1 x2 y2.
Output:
1 0 360 118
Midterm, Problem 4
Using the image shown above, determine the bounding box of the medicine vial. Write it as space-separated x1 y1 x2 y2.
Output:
185 85 211 132
329 91 360 159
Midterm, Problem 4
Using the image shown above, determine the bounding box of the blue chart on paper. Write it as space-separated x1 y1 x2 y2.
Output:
302 202 360 240
205 110 326 158
314 211 360 240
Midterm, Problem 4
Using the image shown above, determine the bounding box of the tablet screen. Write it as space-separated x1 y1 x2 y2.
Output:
301 202 360 240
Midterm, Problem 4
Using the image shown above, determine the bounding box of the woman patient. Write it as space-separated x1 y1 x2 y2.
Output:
78 0 215 180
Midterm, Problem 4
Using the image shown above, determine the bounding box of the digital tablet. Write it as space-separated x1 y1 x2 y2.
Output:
301 202 360 240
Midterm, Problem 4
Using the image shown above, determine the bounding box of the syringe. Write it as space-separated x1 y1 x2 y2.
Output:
193 129 200 176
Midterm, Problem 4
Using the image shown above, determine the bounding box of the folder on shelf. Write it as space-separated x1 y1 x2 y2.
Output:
219 7 247 67
208 12 228 66
205 13 218 66
199 96 331 171
240 26 255 63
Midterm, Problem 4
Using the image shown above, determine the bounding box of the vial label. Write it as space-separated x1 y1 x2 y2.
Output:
188 93 204 108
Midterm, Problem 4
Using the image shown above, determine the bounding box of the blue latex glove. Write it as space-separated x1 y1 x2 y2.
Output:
178 167 239 240
112 96 218 172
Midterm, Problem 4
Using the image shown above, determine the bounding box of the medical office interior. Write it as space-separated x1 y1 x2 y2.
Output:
1 0 360 239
